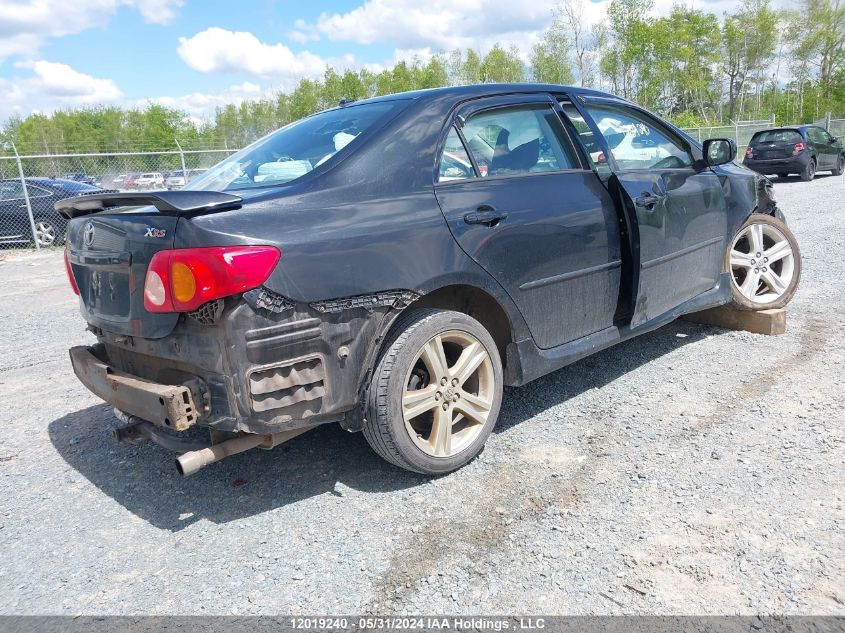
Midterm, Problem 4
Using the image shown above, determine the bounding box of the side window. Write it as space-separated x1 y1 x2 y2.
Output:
0 182 24 201
582 103 693 170
461 104 579 177
438 127 476 182
808 127 829 143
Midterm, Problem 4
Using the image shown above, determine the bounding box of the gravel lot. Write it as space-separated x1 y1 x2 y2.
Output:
0 174 843 616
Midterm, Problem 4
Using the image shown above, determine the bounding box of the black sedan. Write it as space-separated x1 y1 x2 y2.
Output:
743 125 845 181
0 178 104 247
59 84 802 476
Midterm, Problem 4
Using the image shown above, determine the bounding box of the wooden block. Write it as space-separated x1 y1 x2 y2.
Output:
681 306 786 335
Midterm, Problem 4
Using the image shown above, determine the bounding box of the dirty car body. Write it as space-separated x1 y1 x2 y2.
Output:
61 84 782 474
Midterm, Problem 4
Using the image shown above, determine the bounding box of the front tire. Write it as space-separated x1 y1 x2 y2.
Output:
726 214 801 311
34 219 60 247
833 154 845 176
362 309 503 475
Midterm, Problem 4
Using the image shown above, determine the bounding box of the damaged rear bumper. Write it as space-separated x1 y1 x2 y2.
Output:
69 344 208 431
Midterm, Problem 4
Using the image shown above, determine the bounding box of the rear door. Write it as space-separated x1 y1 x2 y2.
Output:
66 211 180 339
574 99 728 327
434 95 623 349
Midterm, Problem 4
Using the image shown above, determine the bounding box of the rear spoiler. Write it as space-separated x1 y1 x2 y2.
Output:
56 190 243 219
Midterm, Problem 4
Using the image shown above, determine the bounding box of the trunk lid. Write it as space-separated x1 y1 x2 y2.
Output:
752 140 795 160
67 211 180 339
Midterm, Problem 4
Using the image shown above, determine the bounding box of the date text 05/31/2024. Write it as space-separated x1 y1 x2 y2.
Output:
289 617 547 630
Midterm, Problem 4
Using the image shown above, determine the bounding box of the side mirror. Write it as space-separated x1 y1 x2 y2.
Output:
703 138 737 166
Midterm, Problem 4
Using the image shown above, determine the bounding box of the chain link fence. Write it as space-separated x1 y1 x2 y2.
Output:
0 146 235 250
2 117 844 251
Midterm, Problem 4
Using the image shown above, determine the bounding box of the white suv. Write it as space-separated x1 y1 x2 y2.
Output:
135 172 165 189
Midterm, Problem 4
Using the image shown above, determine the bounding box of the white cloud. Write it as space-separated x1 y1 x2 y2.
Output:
0 0 184 60
311 0 559 50
143 81 267 124
177 27 335 82
308 0 794 60
0 60 123 121
18 60 123 100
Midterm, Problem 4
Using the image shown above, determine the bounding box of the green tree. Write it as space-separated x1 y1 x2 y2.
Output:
480 44 525 83
531 13 575 84
722 0 778 121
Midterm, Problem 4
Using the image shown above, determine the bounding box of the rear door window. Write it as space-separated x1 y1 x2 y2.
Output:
460 104 579 177
438 127 476 182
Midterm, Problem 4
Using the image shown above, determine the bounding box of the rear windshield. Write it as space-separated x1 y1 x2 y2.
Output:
751 129 802 144
188 100 403 192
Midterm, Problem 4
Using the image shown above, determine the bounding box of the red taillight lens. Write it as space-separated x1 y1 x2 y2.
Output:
64 249 79 295
746 146 753 158
143 245 281 313
792 142 806 156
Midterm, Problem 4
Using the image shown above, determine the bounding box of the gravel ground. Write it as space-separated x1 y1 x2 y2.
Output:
0 174 843 616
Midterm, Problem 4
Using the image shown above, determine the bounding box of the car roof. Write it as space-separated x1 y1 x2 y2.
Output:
346 83 625 107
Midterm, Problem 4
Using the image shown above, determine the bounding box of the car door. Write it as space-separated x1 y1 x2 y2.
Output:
0 181 31 241
809 126 836 169
574 99 728 327
434 95 623 349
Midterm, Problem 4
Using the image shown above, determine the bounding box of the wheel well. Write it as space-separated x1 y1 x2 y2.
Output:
411 285 513 361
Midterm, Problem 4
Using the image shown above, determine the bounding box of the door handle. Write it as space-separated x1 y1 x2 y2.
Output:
464 207 507 226
633 192 666 210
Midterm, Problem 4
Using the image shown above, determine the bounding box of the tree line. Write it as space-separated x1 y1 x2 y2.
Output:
2 0 843 156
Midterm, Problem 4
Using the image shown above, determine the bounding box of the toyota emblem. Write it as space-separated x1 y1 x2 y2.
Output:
83 222 95 247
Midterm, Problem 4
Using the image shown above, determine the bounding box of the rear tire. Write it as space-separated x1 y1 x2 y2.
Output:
800 159 816 181
833 154 845 176
362 309 503 475
725 214 801 311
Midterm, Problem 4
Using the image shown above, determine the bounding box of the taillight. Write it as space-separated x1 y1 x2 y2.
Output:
746 146 753 158
64 249 79 295
143 245 281 313
792 142 806 156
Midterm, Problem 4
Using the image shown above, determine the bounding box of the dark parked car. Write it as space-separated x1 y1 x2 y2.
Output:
63 172 97 186
59 84 801 476
0 178 105 247
743 125 845 181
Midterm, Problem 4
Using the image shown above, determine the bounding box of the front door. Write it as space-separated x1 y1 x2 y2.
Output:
577 100 729 326
434 96 622 349
807 126 836 169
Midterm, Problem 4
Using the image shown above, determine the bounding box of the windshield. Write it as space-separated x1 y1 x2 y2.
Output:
188 100 401 192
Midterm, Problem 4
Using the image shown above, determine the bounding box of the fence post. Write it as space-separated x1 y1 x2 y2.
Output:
11 143 40 251
175 139 188 178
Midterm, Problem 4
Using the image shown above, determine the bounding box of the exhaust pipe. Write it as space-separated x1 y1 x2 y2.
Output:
175 433 269 477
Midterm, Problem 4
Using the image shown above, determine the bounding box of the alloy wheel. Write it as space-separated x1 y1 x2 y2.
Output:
35 221 56 247
401 330 495 458
729 221 795 304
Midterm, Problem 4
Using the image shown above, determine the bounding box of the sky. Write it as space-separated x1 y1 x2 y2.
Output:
0 0 788 124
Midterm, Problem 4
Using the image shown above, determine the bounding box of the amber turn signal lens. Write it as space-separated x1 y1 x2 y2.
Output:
171 262 197 303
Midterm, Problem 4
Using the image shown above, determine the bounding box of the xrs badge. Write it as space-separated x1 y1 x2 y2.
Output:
144 227 167 238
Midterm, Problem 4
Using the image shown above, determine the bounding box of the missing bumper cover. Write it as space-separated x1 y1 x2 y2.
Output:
69 345 207 431
310 290 420 314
